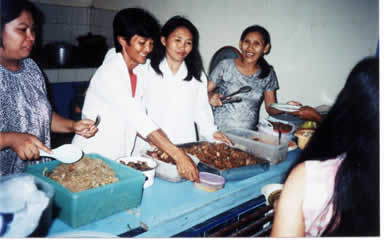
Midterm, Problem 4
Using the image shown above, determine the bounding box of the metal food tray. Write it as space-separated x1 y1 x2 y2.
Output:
177 141 270 181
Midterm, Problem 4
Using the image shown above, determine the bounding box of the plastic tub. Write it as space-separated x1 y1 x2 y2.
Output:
0 174 54 237
194 172 225 192
26 153 145 228
295 129 315 149
223 128 289 165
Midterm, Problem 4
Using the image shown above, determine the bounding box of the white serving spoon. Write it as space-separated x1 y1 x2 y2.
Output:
39 144 83 164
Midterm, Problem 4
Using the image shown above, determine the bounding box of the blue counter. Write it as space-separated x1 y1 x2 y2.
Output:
47 149 300 237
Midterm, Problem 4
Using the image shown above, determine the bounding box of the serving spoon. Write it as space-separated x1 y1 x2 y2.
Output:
223 85 252 98
39 144 83 164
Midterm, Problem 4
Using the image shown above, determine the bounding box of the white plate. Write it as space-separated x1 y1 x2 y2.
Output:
269 103 301 112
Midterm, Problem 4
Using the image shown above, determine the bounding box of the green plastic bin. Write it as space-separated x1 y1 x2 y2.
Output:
26 153 145 228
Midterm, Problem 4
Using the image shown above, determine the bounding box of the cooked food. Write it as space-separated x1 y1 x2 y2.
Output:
148 142 265 170
252 137 278 145
268 120 292 133
119 160 153 171
47 156 118 193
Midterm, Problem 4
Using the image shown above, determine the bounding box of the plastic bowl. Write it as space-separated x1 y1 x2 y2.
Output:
295 129 315 149
116 156 157 188
261 183 283 206
194 172 225 192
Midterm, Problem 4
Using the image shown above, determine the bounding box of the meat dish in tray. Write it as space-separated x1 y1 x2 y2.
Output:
147 142 269 181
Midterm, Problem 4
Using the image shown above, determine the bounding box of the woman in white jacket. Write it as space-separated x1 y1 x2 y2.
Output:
72 9 199 182
133 16 231 155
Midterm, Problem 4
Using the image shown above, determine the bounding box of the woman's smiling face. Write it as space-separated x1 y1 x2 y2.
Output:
0 10 35 62
161 26 193 64
118 34 154 69
239 31 270 64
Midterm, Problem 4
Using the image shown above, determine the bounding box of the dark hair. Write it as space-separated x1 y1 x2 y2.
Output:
240 25 272 79
113 8 160 53
289 57 379 236
0 0 41 47
150 15 204 82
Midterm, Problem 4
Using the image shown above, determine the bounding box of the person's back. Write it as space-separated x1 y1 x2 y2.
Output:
271 56 379 237
302 155 343 236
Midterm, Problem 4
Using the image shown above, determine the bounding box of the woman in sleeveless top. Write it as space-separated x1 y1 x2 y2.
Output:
271 57 379 237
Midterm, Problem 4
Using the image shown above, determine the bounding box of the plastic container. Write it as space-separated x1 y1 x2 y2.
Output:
261 183 283 206
223 128 289 165
116 156 157 189
295 129 315 149
194 172 225 192
258 118 296 140
26 153 145 228
0 174 54 237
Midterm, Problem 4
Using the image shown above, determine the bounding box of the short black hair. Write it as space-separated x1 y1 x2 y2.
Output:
112 8 160 53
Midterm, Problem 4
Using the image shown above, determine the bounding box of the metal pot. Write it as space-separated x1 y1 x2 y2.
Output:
43 42 76 68
77 33 108 67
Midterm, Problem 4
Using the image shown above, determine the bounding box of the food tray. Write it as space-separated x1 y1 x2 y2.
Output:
177 142 269 181
223 128 289 165
147 153 199 182
26 153 145 228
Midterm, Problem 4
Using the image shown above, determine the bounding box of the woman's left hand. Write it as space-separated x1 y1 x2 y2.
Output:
213 131 233 146
73 119 98 138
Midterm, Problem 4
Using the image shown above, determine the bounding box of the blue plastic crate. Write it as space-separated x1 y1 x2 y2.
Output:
26 153 145 228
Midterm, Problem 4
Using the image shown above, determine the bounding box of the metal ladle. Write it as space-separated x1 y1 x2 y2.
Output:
223 86 252 98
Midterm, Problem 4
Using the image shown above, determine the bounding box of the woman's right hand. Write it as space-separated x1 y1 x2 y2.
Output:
209 92 224 107
4 132 51 160
174 151 200 182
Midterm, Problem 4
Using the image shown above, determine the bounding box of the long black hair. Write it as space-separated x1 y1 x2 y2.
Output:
289 57 379 236
150 16 204 82
240 25 272 79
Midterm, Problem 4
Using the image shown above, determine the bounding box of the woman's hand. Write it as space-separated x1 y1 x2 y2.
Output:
213 131 233 146
146 129 199 182
289 106 322 122
174 151 200 182
209 92 224 107
1 132 51 160
73 119 98 138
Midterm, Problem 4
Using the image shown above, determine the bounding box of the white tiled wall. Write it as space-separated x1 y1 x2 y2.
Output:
34 3 116 83
35 3 116 47
43 68 97 83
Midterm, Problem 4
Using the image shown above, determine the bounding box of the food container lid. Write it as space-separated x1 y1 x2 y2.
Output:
199 172 225 186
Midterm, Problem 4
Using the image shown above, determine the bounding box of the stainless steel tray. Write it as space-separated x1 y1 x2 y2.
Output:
177 141 270 181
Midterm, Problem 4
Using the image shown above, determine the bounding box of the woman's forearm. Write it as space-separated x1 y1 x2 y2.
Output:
0 132 11 150
146 129 181 159
51 112 74 133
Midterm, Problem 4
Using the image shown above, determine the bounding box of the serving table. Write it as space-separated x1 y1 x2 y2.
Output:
46 149 300 237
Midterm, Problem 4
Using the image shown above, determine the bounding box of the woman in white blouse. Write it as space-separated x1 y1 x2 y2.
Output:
133 16 231 155
72 9 199 182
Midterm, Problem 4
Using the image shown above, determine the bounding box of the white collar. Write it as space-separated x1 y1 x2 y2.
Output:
159 58 187 80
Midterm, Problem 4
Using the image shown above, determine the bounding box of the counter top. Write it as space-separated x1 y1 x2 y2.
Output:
46 149 300 238
42 67 97 83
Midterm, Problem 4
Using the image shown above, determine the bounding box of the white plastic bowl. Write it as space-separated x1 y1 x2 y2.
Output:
261 183 283 206
116 156 157 189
